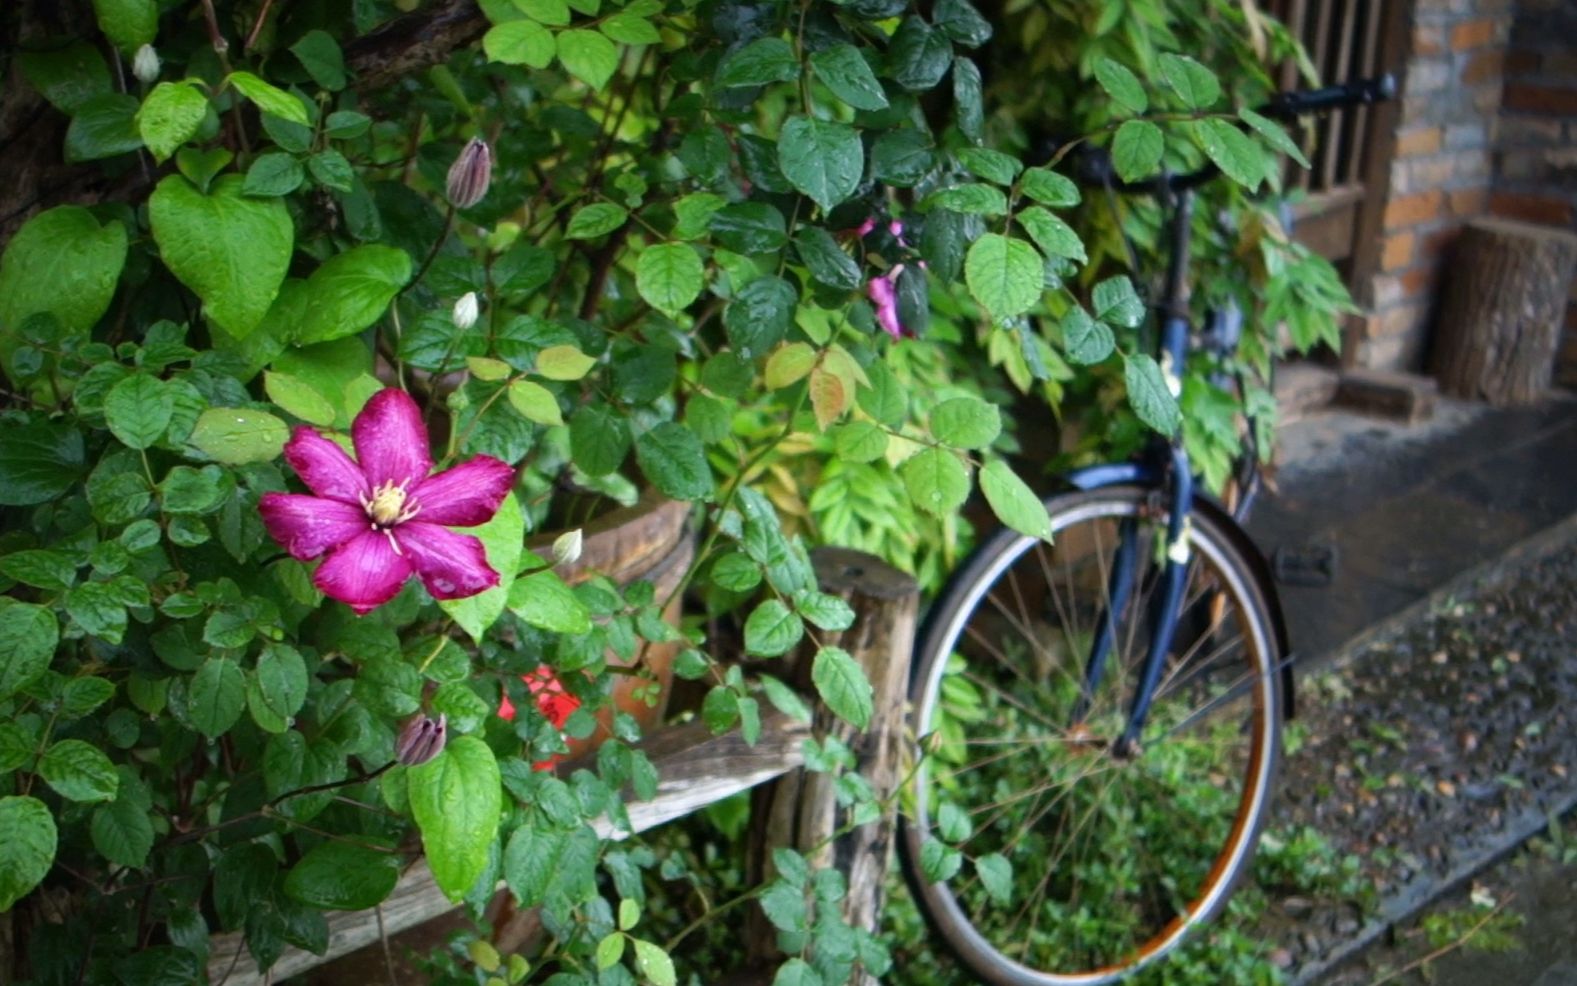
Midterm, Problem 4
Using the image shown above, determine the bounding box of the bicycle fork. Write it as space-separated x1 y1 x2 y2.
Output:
1071 445 1195 757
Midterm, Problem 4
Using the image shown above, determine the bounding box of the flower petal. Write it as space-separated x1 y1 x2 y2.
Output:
394 522 500 601
314 530 414 615
353 389 433 490
411 456 515 527
284 427 369 504
259 493 369 561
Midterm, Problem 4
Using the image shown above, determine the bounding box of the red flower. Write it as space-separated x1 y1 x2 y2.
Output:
258 389 515 615
499 665 582 771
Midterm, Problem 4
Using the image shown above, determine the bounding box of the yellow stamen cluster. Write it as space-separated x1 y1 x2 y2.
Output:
363 481 420 528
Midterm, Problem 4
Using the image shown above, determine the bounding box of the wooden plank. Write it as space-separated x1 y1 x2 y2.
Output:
207 710 810 986
1292 197 1360 261
1345 0 1385 187
1309 0 1338 192
1321 0 1359 186
744 549 919 985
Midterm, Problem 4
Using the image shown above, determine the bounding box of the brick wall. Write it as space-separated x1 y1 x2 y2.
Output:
1493 0 1577 385
1354 0 1514 371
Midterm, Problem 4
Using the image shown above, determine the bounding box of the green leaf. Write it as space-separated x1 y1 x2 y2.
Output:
811 646 872 729
764 342 816 390
793 227 862 291
777 117 862 213
91 0 157 51
0 420 85 506
1240 107 1312 169
975 852 1013 904
91 796 154 868
566 203 627 239
889 16 952 91
409 736 503 901
1092 275 1146 328
507 379 563 426
1158 52 1220 110
161 464 229 514
0 550 77 591
870 129 935 187
18 43 112 114
964 234 1042 319
439 492 524 644
484 20 556 67
930 395 1000 449
507 571 592 634
924 183 1007 216
958 147 1021 185
901 447 969 516
979 460 1050 540
934 0 993 47
187 408 289 465
1193 118 1267 191
832 421 888 463
1112 120 1165 183
634 422 713 501
514 0 570 24
38 739 118 803
809 45 888 111
556 29 620 90
716 37 799 88
226 71 307 124
291 30 347 90
635 243 704 316
294 245 411 345
795 590 855 632
569 405 630 476
265 371 337 425
1125 353 1182 435
920 838 962 882
0 207 126 373
185 658 244 742
284 842 400 910
1094 57 1148 114
1016 207 1085 263
744 599 803 657
724 275 797 357
1019 167 1080 208
710 552 762 592
774 958 824 986
0 601 60 700
0 796 56 911
953 56 984 141
710 202 788 254
1061 306 1115 364
252 644 309 726
601 13 660 44
149 174 293 338
66 94 143 162
308 150 354 192
634 940 677 986
136 82 208 162
536 344 597 380
103 374 172 449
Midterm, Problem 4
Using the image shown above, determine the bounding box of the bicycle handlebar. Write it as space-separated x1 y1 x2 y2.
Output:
1071 73 1397 196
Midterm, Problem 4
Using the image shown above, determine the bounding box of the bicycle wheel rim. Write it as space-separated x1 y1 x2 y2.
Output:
903 488 1281 986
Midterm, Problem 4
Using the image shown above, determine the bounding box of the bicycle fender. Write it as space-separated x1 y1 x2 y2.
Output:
1190 494 1297 720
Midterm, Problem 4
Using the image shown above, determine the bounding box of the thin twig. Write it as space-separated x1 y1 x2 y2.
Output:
1368 893 1517 986
244 0 279 50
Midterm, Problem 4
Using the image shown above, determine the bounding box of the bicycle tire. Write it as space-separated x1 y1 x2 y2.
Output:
899 485 1283 985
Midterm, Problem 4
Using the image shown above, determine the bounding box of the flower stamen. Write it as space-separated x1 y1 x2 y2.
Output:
363 480 421 528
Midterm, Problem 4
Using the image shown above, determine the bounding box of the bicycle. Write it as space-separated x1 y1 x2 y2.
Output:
897 75 1395 985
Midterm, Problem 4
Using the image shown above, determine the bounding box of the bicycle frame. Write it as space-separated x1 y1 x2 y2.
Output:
1066 184 1202 754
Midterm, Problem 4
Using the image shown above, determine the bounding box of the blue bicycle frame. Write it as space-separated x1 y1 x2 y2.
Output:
1065 185 1201 755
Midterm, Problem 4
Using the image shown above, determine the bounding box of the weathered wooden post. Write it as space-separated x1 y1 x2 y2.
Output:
743 547 919 983
1433 217 1577 405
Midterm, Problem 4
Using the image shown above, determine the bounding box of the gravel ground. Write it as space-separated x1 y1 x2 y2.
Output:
1256 533 1577 981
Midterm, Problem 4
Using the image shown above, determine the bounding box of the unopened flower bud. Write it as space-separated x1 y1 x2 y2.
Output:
552 528 583 566
395 713 447 766
452 292 479 330
132 44 160 85
446 138 492 210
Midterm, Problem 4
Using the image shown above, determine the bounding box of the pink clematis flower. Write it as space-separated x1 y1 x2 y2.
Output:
867 264 907 339
258 388 515 615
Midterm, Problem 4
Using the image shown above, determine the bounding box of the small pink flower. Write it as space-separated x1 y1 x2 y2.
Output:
259 389 516 615
867 264 907 339
853 216 878 238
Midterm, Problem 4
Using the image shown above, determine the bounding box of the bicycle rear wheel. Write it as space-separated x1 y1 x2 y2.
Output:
900 485 1283 986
